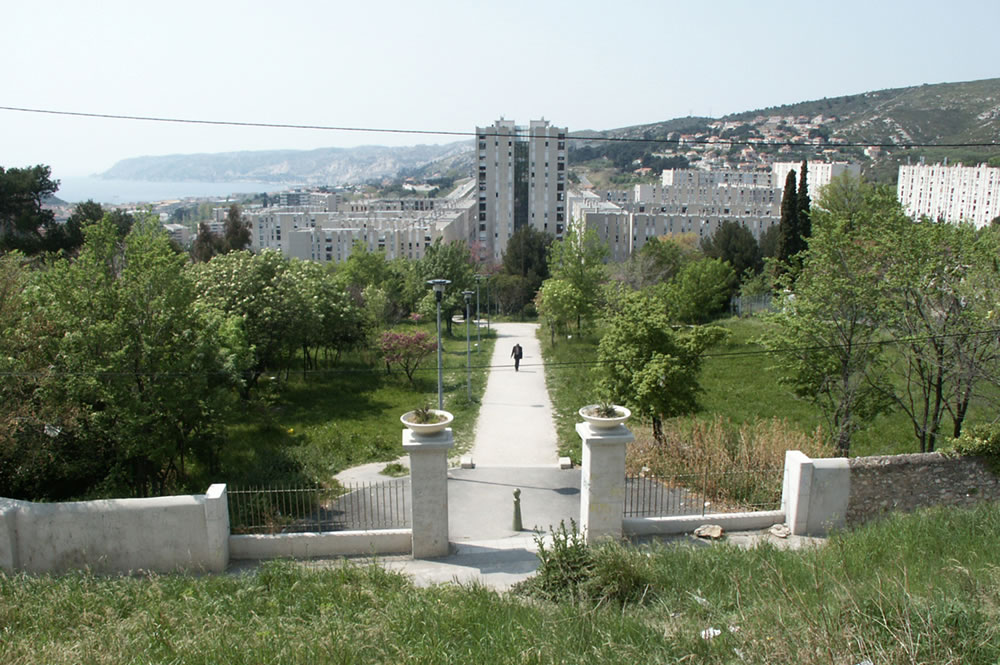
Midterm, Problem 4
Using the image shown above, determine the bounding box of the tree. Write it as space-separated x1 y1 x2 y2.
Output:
614 235 695 290
762 178 894 455
379 330 436 384
661 258 737 324
878 219 1000 451
797 160 811 240
414 239 476 335
597 290 728 444
547 229 608 329
11 216 248 497
191 222 223 263
758 224 781 259
535 278 581 344
0 165 61 255
776 169 800 266
700 220 762 279
223 204 251 252
501 226 553 310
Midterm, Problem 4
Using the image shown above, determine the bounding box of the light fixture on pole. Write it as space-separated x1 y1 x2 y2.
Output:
427 278 450 410
473 275 482 354
462 290 474 401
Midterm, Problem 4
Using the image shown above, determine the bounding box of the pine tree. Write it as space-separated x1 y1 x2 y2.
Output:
777 170 799 264
797 160 811 240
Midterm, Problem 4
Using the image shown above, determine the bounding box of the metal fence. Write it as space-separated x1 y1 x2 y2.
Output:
228 480 410 534
730 293 774 317
624 469 783 518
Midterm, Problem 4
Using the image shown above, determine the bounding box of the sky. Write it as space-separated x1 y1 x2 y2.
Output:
2 0 998 178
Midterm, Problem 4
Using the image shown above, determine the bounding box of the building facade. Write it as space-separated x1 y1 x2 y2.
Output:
897 162 1000 228
476 119 568 262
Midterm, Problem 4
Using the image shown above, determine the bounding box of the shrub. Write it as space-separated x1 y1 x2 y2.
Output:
943 423 1000 473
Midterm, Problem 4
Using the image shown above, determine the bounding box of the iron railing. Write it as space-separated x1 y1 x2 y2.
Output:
730 293 774 317
228 480 410 534
624 469 783 518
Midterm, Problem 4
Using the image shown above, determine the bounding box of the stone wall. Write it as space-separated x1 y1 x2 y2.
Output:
846 453 1000 527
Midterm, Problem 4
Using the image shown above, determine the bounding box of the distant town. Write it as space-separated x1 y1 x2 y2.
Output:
45 117 1000 266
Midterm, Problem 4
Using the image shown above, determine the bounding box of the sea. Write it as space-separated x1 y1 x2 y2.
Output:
56 176 284 205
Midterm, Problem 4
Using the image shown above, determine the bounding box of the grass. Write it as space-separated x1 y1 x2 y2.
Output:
3 503 999 664
205 320 497 488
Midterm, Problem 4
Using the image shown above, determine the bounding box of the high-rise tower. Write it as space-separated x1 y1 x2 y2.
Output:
475 118 567 261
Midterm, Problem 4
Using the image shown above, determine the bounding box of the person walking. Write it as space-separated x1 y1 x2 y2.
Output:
510 343 523 372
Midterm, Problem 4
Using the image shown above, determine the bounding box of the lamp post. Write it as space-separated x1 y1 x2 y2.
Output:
427 278 450 410
486 275 491 332
462 290 474 400
473 275 482 354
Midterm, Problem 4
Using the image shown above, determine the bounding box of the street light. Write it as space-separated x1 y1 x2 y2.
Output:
462 290 474 401
473 275 482 354
427 278 450 410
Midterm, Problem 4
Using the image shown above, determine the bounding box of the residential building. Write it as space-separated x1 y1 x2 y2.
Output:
476 118 567 261
897 162 1000 228
771 161 861 197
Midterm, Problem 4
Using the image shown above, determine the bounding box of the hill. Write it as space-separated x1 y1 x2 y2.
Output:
571 77 1000 183
99 142 471 186
99 79 1000 187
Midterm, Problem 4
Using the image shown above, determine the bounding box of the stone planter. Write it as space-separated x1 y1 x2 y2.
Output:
578 404 631 430
400 409 454 435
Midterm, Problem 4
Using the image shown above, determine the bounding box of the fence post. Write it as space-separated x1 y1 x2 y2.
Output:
577 422 633 544
203 484 230 572
403 428 454 558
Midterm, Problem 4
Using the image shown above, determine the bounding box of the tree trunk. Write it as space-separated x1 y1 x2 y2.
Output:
652 415 664 445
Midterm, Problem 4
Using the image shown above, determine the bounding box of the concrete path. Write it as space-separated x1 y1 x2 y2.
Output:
469 322 559 467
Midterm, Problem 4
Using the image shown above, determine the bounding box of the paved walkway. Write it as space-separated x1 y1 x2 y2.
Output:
469 322 559 467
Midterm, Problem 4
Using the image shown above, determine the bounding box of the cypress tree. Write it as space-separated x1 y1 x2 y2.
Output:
777 169 799 264
797 160 811 240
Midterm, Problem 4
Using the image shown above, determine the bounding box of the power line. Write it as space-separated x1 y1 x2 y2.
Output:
1 104 998 150
2 327 997 379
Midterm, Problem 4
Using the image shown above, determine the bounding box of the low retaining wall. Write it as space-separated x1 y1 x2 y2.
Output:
230 529 412 560
624 510 784 537
0 484 229 574
846 453 1000 526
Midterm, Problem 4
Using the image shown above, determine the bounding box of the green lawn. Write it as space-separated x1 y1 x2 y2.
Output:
208 320 497 488
3 503 998 664
538 315 997 460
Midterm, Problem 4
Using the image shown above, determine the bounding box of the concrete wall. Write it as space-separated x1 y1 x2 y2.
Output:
230 529 411 560
0 484 229 574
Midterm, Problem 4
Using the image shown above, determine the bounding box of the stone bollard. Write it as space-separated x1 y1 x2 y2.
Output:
512 488 522 531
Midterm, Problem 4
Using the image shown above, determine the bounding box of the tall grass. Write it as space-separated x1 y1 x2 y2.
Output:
4 504 999 663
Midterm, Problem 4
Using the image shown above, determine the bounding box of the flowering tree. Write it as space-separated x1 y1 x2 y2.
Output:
379 330 436 384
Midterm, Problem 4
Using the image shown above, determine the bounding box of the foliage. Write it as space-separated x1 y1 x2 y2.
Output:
776 168 802 266
412 239 476 335
515 520 593 601
1 216 248 498
534 278 580 344
943 422 1000 473
379 330 436 384
223 203 250 252
660 257 737 324
500 226 552 308
597 290 728 443
699 220 763 278
613 234 696 289
0 164 63 254
762 178 896 455
546 228 608 329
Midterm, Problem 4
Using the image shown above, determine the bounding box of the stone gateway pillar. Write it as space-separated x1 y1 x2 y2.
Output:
577 422 633 544
403 428 454 558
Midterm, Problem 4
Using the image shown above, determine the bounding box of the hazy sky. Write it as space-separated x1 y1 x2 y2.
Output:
3 0 998 177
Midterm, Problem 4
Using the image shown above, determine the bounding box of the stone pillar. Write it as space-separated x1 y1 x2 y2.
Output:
577 422 633 544
403 428 454 558
203 484 230 573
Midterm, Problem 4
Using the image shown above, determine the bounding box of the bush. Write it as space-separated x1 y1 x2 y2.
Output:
943 423 1000 472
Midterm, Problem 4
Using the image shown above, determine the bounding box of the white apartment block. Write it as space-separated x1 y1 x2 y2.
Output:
477 118 568 262
771 161 861 197
897 162 1000 228
247 199 476 264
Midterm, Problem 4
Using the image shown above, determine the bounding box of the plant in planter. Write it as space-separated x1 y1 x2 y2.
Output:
400 405 454 435
579 401 631 429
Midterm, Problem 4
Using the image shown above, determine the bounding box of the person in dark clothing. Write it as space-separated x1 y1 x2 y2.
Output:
511 343 523 371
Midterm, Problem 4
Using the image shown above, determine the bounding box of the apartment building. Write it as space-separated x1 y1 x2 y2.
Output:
246 199 476 264
771 161 860 196
476 118 568 261
897 162 1000 228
